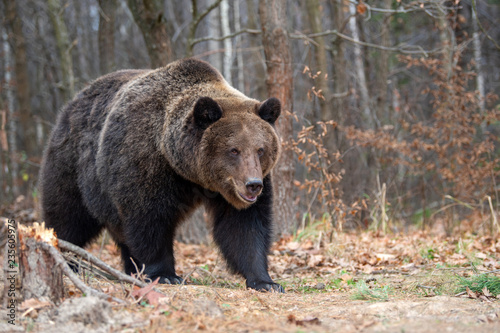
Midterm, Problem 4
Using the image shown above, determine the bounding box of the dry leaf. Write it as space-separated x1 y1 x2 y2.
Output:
19 298 52 311
466 286 478 299
357 2 367 15
131 278 165 306
288 314 321 326
482 286 492 298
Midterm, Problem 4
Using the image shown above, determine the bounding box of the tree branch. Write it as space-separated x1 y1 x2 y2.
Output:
187 0 223 56
191 28 261 47
38 241 125 304
58 239 149 288
290 30 440 56
472 0 500 51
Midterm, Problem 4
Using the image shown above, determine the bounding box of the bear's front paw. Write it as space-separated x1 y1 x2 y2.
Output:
153 275 183 284
247 281 285 293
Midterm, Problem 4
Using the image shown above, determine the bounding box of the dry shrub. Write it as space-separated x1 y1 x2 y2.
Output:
340 55 500 230
288 116 364 232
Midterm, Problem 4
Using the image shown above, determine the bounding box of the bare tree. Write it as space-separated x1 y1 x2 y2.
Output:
3 0 35 156
186 0 222 57
471 3 485 113
259 0 295 235
348 2 370 121
98 0 117 74
306 0 331 122
2 29 19 199
127 0 174 68
220 0 233 85
47 0 75 102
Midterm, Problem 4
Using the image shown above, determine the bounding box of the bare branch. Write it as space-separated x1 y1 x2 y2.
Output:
290 30 441 56
187 0 223 56
192 28 261 47
58 239 149 288
472 0 500 51
38 241 126 304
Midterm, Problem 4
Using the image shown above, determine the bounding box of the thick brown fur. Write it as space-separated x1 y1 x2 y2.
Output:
39 58 283 292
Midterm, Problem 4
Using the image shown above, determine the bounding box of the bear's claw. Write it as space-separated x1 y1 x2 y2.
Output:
248 281 285 293
155 275 184 285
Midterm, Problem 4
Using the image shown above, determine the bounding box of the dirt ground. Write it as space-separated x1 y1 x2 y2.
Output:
4 284 498 333
1 218 500 332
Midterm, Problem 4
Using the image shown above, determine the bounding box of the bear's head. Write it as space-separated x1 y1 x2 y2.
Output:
195 96 281 210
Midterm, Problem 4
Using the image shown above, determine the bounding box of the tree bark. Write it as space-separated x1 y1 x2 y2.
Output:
3 0 36 157
1 29 19 199
98 0 117 74
306 0 331 122
376 0 392 125
471 3 485 113
234 0 245 92
19 223 64 304
220 0 233 85
127 0 174 68
348 3 370 121
259 0 295 235
47 0 75 102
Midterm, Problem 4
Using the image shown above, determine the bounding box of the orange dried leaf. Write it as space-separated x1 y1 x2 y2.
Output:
357 2 367 15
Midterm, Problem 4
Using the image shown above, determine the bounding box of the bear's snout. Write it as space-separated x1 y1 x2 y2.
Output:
245 178 263 197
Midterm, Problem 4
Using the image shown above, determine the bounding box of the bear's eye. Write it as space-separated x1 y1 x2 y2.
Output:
257 148 264 157
230 148 240 156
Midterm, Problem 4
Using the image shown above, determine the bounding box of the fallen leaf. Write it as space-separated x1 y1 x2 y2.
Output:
482 286 492 297
376 253 396 261
288 314 321 326
466 286 478 299
19 298 52 311
475 252 487 259
131 278 165 306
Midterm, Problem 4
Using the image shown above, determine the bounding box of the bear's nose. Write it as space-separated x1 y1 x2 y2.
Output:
246 178 263 195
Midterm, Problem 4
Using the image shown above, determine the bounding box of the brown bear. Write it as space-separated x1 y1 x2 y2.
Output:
39 58 283 292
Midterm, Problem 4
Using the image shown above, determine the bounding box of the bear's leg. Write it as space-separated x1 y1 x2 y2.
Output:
41 152 103 247
209 176 284 292
120 210 183 284
118 243 142 276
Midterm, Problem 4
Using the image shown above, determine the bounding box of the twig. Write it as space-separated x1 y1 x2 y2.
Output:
38 241 125 304
58 239 149 288
472 0 500 51
417 284 436 290
290 30 440 56
192 29 261 47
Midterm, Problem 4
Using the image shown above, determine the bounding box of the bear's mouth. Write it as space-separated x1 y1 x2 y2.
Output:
238 192 258 203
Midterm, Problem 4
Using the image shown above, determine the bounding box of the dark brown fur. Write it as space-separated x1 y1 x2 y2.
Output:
39 58 283 292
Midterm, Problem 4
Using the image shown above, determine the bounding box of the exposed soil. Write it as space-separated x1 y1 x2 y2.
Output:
1 215 499 332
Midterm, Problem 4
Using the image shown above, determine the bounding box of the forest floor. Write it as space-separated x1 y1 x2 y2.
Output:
1 210 500 332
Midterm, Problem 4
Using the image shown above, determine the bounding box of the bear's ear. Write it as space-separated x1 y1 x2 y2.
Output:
258 97 281 124
193 97 223 130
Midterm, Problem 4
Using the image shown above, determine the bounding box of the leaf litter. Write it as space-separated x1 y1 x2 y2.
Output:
1 230 499 332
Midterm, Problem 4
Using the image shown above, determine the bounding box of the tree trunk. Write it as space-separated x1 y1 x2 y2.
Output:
234 0 245 92
2 29 19 200
471 3 485 113
376 0 392 125
47 0 75 102
306 0 331 122
348 3 370 121
220 0 233 85
330 0 348 130
3 0 36 158
127 0 174 68
206 5 223 71
19 223 64 304
259 0 295 236
246 0 266 99
98 0 117 74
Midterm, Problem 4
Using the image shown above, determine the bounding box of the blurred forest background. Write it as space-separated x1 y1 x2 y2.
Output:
0 0 499 242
